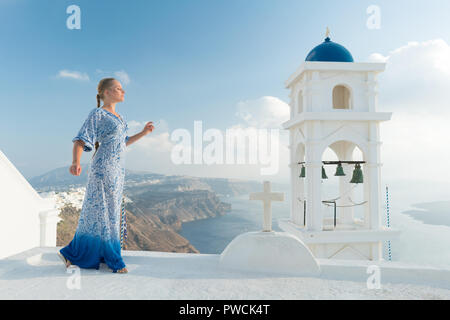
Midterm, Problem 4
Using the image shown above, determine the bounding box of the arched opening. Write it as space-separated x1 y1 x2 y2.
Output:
321 147 340 229
319 141 366 230
297 90 304 113
332 85 352 110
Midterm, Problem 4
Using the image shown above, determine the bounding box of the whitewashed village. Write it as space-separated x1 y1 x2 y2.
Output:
0 34 449 300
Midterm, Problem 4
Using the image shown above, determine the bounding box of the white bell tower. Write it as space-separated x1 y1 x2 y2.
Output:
278 31 400 261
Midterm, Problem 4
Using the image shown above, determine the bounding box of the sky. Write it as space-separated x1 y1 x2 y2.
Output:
1 0 450 207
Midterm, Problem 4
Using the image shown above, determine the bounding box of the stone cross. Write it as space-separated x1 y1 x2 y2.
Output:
249 181 284 232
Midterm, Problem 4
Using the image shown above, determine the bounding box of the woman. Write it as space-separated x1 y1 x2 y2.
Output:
58 78 154 273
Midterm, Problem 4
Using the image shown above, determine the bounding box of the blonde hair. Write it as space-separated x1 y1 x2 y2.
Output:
93 78 117 157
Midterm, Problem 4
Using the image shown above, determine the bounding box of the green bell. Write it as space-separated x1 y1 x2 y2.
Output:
350 163 364 184
334 163 346 176
322 166 328 179
299 164 305 178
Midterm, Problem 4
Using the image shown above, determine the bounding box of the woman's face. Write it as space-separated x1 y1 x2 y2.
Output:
106 80 125 102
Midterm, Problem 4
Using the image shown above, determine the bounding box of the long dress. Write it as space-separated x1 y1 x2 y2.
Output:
60 107 129 272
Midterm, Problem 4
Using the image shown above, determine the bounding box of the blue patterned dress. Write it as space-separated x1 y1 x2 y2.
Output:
60 107 129 272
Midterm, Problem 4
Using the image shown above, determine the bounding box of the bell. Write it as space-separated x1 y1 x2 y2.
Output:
322 166 328 179
334 163 346 176
350 163 364 184
300 164 306 178
299 164 306 178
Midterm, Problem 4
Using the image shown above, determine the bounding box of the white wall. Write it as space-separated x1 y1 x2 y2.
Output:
0 149 59 259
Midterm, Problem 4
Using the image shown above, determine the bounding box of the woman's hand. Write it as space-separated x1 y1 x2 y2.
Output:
69 163 82 176
142 121 155 135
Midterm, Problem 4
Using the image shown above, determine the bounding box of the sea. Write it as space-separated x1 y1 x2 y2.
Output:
179 193 291 254
179 188 450 268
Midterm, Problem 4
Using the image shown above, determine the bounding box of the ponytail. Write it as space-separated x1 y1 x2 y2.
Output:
93 78 116 158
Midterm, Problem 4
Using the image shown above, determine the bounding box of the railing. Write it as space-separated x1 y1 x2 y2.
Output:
299 199 337 228
322 200 337 228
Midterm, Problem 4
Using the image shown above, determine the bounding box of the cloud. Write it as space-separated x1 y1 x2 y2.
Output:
124 119 179 175
365 39 450 185
381 111 450 184
235 96 290 128
371 39 450 113
93 69 131 85
56 69 89 81
126 119 172 151
123 39 450 188
230 97 290 181
367 53 388 63
123 97 290 183
114 70 131 85
55 69 131 85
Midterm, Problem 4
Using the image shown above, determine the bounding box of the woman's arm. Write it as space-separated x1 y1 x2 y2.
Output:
126 131 147 147
72 140 84 164
70 141 84 176
126 122 155 147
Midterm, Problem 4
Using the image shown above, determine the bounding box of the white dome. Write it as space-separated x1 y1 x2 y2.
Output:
219 231 320 277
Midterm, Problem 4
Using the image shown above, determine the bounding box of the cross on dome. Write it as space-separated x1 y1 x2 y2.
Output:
249 181 284 232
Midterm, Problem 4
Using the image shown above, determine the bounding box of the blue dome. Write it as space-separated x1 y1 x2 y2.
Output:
305 37 354 62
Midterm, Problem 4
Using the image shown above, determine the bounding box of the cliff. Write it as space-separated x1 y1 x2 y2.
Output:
57 189 231 253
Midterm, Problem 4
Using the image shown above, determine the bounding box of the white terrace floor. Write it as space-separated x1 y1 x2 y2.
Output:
0 247 449 299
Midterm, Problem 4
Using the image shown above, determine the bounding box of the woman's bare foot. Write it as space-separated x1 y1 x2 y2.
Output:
116 267 128 273
58 252 72 268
